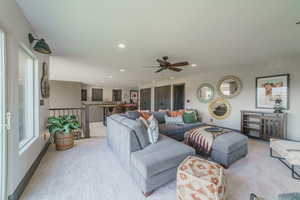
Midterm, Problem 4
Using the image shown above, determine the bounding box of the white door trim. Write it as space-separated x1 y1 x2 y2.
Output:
0 28 8 200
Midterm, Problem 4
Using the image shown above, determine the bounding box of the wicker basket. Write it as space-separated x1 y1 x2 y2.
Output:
55 132 74 151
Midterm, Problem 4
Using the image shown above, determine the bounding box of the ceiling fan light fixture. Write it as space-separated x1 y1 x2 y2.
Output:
191 64 197 67
117 43 126 49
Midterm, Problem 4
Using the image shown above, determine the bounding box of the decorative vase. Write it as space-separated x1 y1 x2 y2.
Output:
54 132 74 151
273 98 283 113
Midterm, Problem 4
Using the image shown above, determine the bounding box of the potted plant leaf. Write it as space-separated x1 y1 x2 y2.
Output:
47 115 80 151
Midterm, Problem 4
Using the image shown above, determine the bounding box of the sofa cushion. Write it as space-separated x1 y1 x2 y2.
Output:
125 111 141 120
131 135 195 179
212 132 248 154
165 115 184 125
149 111 167 124
183 111 198 123
110 114 150 149
159 122 204 136
168 110 184 117
133 119 150 148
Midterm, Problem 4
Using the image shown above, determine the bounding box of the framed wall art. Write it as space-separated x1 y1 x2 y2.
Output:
130 90 138 104
255 74 289 109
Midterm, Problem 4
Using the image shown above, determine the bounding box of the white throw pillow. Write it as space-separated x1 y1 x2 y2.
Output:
139 115 159 144
147 115 159 144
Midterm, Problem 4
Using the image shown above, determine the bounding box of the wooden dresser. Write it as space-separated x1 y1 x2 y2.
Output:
241 110 287 141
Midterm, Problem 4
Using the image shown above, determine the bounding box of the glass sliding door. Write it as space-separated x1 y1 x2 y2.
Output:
0 29 7 200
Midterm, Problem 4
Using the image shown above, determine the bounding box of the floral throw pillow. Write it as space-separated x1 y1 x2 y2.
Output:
168 110 184 117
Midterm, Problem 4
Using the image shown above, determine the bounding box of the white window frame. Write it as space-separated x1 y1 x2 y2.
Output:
0 28 7 200
18 44 39 152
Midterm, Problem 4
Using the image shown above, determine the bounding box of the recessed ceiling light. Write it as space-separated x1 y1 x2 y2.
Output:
108 75 113 78
120 69 125 72
191 64 197 67
117 43 126 49
170 77 175 80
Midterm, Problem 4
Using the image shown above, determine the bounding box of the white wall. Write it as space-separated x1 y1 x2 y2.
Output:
140 56 300 141
49 80 82 108
0 0 50 195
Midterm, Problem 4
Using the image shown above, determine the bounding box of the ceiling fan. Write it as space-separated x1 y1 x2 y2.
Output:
150 56 190 73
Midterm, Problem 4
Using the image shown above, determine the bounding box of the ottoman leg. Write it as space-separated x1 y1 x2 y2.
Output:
143 190 154 197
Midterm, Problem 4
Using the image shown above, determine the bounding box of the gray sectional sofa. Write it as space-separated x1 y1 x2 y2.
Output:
107 114 195 196
106 111 248 196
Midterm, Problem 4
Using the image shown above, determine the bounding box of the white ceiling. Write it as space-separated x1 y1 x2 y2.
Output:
17 0 300 87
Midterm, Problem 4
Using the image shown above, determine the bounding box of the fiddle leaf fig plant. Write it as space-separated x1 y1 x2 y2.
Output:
47 115 80 135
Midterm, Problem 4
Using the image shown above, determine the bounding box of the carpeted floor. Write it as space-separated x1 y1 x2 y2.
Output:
20 131 300 200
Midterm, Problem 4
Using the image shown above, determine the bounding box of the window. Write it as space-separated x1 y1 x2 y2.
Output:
92 88 103 101
81 89 87 101
112 89 122 101
18 45 38 149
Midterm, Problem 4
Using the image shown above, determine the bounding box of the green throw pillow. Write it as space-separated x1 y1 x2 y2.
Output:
183 111 198 123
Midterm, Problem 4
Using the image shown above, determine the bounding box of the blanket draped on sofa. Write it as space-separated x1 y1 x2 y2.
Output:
184 126 231 155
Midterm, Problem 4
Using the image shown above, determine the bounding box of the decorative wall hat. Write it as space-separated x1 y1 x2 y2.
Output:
28 33 52 54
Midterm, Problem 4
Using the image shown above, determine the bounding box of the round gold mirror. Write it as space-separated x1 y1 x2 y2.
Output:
209 98 231 120
197 83 214 103
217 75 242 98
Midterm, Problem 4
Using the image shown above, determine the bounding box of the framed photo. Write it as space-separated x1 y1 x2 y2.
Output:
256 74 289 109
130 90 138 104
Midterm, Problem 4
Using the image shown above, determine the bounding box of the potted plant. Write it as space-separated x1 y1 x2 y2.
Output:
47 115 80 151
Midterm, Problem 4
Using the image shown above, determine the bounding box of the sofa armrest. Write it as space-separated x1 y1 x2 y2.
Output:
107 116 141 171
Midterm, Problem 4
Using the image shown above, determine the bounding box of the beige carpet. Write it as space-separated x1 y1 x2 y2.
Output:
20 130 300 200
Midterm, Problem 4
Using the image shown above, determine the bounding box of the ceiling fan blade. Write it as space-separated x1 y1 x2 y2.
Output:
155 68 165 73
168 67 182 72
297 21 300 24
142 66 159 68
169 62 189 67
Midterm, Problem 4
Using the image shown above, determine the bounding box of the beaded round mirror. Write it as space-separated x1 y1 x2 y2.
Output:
197 83 214 103
208 98 232 120
217 75 242 98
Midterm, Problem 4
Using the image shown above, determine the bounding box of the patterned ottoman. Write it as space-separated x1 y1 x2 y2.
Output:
177 156 226 200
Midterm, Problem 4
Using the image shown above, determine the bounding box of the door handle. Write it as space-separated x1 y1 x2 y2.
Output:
5 112 11 131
